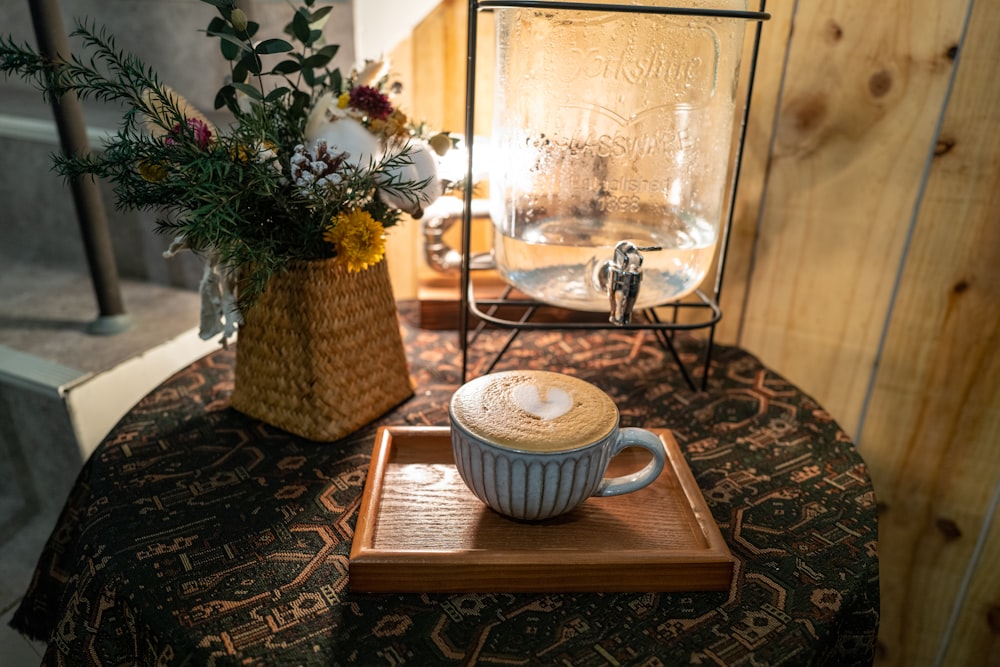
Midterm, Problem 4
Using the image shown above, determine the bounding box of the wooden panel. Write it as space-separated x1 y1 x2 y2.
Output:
387 0 490 300
737 0 969 436
944 481 1000 666
859 0 1000 662
713 0 794 344
388 0 492 135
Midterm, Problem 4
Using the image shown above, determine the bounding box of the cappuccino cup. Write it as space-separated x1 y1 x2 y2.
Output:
449 370 665 521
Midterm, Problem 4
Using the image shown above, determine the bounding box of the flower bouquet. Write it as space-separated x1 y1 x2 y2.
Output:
0 0 449 440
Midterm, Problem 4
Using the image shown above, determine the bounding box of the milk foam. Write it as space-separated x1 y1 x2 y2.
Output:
450 370 618 451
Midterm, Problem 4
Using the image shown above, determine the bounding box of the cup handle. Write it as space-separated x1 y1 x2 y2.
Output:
593 428 666 497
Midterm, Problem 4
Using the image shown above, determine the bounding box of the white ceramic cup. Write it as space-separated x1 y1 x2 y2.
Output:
449 370 666 521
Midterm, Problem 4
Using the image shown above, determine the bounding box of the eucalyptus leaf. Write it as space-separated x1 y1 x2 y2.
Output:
232 59 249 83
309 7 333 23
315 44 338 59
291 11 311 43
302 53 331 68
265 86 290 103
232 82 263 100
271 60 300 75
307 6 333 32
213 88 228 110
255 39 294 55
213 83 237 111
240 50 263 75
220 39 240 61
207 30 249 50
208 30 250 61
206 17 228 33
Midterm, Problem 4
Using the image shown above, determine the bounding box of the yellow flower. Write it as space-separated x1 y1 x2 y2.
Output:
324 209 386 272
138 160 167 182
231 144 251 163
232 140 277 164
337 92 351 109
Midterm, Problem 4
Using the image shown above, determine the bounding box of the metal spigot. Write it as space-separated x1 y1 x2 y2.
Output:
602 241 659 326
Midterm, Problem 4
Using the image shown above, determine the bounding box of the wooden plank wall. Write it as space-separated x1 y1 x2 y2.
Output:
389 2 1000 665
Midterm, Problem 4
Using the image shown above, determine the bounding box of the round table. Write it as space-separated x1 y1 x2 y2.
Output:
11 304 879 666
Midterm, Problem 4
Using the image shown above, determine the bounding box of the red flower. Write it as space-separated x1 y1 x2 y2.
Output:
347 85 393 121
165 118 213 150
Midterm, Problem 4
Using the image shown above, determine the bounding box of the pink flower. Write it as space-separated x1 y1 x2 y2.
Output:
165 118 213 150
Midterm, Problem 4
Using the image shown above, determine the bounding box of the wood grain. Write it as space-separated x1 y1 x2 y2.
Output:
705 0 794 345
858 0 1000 663
738 0 969 438
349 426 733 593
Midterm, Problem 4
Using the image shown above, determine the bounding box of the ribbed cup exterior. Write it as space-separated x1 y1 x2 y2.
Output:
450 424 613 521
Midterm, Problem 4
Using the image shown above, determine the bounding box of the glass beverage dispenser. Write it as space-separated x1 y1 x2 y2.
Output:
486 0 754 325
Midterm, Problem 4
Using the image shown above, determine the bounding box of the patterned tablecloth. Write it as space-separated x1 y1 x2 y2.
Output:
11 304 879 666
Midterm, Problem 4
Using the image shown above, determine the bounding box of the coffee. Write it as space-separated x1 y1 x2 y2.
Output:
449 370 666 520
450 370 618 452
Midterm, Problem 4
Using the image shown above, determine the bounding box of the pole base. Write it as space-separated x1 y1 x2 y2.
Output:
86 314 134 336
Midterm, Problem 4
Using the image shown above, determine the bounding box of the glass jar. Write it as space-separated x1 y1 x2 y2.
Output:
489 1 750 319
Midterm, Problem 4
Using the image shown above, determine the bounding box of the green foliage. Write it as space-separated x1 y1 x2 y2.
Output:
0 0 432 309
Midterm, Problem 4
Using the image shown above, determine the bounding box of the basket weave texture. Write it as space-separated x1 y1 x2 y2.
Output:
231 258 413 441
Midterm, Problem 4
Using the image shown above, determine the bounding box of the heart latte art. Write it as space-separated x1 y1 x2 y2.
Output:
450 370 618 452
510 384 573 420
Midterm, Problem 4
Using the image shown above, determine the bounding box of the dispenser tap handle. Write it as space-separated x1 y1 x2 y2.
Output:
607 241 656 326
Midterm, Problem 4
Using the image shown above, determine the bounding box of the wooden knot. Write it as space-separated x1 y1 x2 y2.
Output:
869 69 893 98
935 139 956 156
936 518 962 541
988 606 1000 634
825 20 844 43
791 94 828 132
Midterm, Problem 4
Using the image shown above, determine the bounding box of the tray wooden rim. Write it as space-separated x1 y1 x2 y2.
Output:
349 425 734 593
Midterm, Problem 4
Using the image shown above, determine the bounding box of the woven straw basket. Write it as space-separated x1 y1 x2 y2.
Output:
231 258 413 441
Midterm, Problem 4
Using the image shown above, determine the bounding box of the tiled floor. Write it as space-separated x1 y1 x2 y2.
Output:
0 260 214 664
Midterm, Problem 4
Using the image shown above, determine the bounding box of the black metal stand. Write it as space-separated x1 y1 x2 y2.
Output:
459 1 770 387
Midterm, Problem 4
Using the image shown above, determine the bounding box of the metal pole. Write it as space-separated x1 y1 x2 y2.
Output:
27 0 132 335
459 0 480 383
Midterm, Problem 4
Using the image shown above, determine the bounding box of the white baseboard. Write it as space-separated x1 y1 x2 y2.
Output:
0 113 114 147
62 328 222 458
0 329 221 460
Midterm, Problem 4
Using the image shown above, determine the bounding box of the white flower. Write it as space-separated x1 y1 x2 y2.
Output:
305 113 383 170
304 92 344 139
377 140 441 217
256 144 279 170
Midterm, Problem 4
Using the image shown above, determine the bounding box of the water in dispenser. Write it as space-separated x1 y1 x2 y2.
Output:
488 1 750 324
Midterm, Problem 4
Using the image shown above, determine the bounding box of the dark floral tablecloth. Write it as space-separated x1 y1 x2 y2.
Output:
11 304 879 666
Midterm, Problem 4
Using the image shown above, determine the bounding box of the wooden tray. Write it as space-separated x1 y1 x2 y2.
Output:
349 426 734 593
